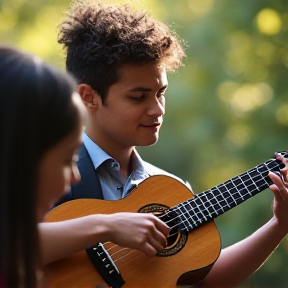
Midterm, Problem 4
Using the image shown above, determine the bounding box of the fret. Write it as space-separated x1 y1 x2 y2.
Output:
185 200 200 228
198 192 218 217
194 197 208 222
210 187 229 213
178 200 203 228
170 153 287 233
177 202 193 231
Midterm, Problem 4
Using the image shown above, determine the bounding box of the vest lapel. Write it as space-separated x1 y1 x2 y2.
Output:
71 144 104 200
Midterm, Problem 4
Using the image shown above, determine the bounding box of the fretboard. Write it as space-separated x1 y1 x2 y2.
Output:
172 152 286 232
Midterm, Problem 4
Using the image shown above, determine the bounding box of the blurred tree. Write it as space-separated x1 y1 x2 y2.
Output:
1 0 288 286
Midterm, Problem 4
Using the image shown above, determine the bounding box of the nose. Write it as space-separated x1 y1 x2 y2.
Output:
70 164 81 185
147 97 165 118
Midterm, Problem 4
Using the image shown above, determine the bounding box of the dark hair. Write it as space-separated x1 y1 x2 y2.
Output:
0 46 79 288
58 1 186 102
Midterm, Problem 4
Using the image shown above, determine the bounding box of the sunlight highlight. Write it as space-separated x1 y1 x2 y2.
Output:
276 105 288 126
226 124 251 147
0 9 17 31
217 81 273 117
188 0 214 17
256 9 282 35
18 6 63 59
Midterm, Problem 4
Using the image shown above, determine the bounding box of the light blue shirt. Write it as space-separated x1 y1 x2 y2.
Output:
83 133 150 200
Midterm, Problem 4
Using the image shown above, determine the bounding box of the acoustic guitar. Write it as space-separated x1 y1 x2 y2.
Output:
44 152 287 288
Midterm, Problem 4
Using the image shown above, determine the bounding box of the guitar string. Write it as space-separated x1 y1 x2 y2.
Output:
110 247 135 261
170 157 281 233
159 158 281 232
99 157 285 264
113 249 137 263
155 161 271 236
102 164 268 265
103 167 270 264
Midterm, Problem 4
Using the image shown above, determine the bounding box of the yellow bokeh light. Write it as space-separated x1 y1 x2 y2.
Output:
17 6 64 59
188 0 214 17
231 83 273 113
217 81 239 103
226 124 251 147
256 8 282 35
224 32 251 77
276 105 288 126
218 81 273 117
0 9 17 31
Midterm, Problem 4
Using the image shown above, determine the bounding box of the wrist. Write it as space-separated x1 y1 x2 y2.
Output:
269 216 288 238
88 214 111 243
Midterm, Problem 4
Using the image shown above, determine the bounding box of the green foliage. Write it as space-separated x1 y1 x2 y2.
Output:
2 0 288 286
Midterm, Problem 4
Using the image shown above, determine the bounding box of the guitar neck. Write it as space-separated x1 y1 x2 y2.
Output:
172 154 285 232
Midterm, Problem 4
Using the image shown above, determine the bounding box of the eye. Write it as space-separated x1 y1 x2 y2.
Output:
157 93 166 105
129 94 146 101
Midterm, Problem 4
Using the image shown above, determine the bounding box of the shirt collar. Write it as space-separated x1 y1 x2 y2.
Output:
82 132 146 174
83 132 110 169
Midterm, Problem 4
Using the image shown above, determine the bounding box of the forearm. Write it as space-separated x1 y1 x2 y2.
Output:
39 212 169 265
38 215 110 265
199 217 288 288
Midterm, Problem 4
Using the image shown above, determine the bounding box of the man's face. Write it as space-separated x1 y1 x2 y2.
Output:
92 63 168 150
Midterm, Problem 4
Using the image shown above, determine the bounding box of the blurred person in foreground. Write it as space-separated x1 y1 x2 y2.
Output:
0 45 169 288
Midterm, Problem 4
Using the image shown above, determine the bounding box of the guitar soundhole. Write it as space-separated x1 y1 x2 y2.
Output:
138 203 188 257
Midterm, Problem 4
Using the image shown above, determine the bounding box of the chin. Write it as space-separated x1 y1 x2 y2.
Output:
138 138 159 147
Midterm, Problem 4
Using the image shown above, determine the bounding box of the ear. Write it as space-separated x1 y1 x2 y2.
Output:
78 84 100 110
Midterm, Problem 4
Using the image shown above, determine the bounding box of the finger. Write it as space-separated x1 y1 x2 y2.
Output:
268 172 286 201
281 169 288 185
151 227 168 249
140 242 157 258
146 213 170 235
275 153 288 170
147 216 169 246
269 171 285 189
140 216 168 249
154 218 170 237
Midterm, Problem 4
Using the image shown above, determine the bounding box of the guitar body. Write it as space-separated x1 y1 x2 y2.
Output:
44 175 221 288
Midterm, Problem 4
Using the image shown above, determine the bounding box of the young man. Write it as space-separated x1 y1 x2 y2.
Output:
44 1 288 287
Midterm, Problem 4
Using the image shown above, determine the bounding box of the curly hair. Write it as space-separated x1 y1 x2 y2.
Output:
58 0 186 101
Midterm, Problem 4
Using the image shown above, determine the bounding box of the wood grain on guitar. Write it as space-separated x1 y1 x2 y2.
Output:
43 152 288 288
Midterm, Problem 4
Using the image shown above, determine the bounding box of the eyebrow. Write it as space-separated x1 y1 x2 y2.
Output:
127 87 152 92
127 85 168 92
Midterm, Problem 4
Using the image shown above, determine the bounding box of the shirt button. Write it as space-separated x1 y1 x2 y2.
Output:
111 161 119 171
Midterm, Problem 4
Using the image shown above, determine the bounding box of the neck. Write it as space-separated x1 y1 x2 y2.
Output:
85 130 134 180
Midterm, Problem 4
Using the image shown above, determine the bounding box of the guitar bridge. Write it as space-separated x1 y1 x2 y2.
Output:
86 243 125 288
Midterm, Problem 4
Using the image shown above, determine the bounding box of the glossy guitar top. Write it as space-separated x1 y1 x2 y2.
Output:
44 175 221 288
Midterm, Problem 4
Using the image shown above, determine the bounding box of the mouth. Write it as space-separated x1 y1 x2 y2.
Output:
140 123 161 133
141 122 161 128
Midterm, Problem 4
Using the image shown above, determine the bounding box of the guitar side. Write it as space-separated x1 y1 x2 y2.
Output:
44 175 221 288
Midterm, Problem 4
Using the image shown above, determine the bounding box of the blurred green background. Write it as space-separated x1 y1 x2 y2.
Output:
1 0 288 286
